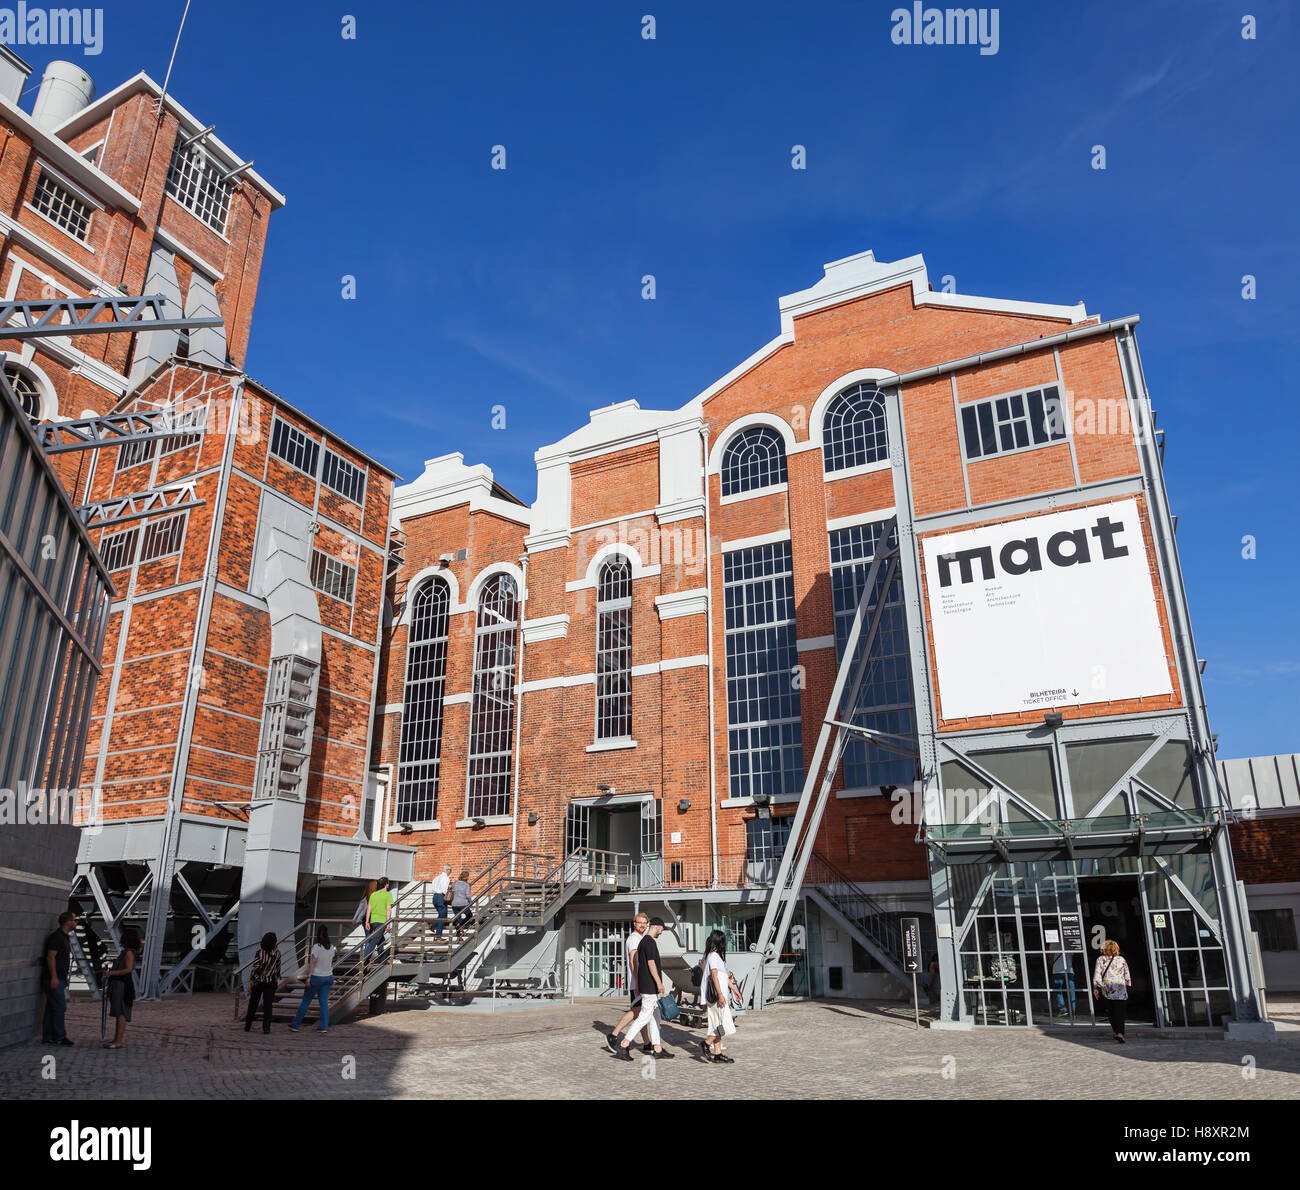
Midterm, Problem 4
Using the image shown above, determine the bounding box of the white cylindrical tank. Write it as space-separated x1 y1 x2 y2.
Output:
30 61 95 130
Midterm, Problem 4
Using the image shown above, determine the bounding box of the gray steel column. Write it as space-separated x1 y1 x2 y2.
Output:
882 384 965 1024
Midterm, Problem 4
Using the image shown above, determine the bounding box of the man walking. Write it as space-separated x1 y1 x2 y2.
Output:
615 916 674 1061
364 876 393 959
430 864 451 939
605 912 650 1053
42 911 77 1046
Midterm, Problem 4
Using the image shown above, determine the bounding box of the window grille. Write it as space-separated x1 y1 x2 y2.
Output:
823 383 888 473
723 541 804 799
720 427 788 497
269 416 320 477
99 526 139 572
160 405 204 455
595 558 632 739
395 578 450 823
322 448 366 503
33 170 91 240
5 366 43 424
311 549 356 603
829 520 918 789
116 438 155 470
139 513 186 563
466 574 519 817
960 384 1067 461
165 139 232 234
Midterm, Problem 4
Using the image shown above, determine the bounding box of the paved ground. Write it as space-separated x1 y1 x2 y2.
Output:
3 993 1299 1100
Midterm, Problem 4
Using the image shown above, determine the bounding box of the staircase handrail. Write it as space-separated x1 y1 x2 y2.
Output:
806 852 906 960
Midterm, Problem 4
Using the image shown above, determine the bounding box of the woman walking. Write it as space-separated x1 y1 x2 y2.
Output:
1092 938 1133 1043
450 869 474 939
103 927 140 1050
699 929 741 1064
244 932 284 1034
290 925 336 1034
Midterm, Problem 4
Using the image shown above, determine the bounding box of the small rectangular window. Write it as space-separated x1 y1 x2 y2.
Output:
270 416 320 477
139 513 186 563
117 438 156 471
1250 908 1299 952
321 448 366 503
32 170 92 240
311 549 356 603
99 526 139 572
961 384 1067 462
827 966 844 991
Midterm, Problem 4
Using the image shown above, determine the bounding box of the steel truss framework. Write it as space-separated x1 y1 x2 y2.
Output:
77 482 203 530
38 405 208 454
0 295 222 341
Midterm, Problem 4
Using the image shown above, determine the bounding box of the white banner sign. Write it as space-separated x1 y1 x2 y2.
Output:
921 498 1173 720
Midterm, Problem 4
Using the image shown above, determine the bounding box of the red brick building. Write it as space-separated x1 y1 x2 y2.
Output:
373 249 1262 1026
1 58 411 996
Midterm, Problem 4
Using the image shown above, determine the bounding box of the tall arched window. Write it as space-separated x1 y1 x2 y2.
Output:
595 557 632 740
720 426 788 497
823 383 888 473
395 577 451 823
466 573 519 818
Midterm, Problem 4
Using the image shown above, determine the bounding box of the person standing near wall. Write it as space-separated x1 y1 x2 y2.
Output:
244 932 284 1034
41 911 77 1046
102 927 140 1049
1093 939 1133 1043
605 912 650 1054
450 869 474 939
700 929 741 1064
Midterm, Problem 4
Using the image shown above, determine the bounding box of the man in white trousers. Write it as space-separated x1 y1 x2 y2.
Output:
614 917 674 1061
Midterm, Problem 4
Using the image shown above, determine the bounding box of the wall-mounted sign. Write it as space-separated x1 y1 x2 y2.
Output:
1153 913 1167 929
921 498 1173 720
1059 913 1084 952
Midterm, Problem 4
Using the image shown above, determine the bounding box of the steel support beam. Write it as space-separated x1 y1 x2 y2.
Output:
78 482 203 530
39 407 206 454
0 296 222 341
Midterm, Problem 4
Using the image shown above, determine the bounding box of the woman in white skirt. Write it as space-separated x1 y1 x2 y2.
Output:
700 929 741 1064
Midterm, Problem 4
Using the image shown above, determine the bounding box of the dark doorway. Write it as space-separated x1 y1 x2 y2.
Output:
1079 876 1156 1024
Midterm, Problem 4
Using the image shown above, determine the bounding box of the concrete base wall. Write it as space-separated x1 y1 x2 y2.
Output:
0 826 79 1049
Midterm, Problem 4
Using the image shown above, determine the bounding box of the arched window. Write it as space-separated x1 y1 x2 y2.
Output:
823 383 888 473
595 557 632 740
395 577 451 823
466 573 519 818
4 364 44 424
720 427 788 497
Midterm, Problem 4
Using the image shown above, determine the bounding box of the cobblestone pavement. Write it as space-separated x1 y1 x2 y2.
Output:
2 994 1298 1100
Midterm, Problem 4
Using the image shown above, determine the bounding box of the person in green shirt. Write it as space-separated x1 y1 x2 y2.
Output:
364 877 394 959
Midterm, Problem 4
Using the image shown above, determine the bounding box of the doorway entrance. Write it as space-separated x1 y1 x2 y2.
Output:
1079 876 1156 1024
565 797 663 889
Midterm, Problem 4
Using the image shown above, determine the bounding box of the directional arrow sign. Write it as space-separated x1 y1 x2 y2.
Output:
901 916 922 973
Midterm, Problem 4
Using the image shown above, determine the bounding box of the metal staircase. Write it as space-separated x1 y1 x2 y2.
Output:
232 847 624 1025
805 853 919 988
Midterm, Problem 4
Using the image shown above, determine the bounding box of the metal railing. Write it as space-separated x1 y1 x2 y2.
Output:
805 852 906 969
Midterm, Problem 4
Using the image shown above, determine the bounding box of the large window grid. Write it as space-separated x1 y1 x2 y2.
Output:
823 383 888 473
466 574 519 818
960 384 1067 461
165 139 233 234
322 448 366 504
395 578 450 824
32 170 91 240
269 416 321 477
595 558 632 740
310 549 356 603
829 520 918 790
723 542 804 800
720 427 788 497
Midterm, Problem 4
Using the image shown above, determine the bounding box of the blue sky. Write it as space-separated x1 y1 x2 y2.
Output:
27 0 1300 758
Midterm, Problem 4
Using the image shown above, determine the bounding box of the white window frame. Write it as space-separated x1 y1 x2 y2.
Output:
165 138 233 235
310 548 357 604
959 383 1069 462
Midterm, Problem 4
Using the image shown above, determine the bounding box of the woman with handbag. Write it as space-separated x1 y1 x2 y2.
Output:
1092 938 1133 1042
700 929 741 1064
614 916 675 1062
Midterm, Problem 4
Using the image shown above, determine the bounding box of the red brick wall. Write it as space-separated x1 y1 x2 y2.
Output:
1229 817 1300 885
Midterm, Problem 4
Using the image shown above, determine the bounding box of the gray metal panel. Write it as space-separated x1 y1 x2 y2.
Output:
127 251 184 388
1218 754 1300 811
